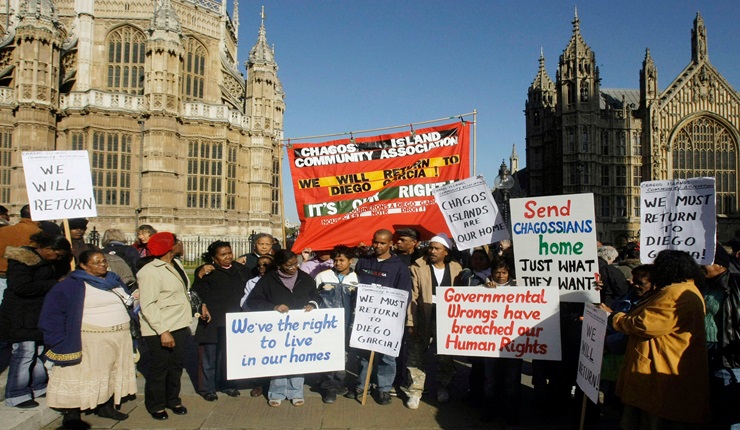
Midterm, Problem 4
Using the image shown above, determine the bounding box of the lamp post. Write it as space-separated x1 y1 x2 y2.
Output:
494 160 515 229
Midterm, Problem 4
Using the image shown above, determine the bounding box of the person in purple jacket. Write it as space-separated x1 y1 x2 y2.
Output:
348 229 411 405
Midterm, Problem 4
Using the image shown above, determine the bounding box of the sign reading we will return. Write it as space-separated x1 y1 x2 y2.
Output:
21 151 97 221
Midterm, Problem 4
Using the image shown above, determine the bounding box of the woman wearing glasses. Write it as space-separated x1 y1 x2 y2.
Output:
247 249 320 407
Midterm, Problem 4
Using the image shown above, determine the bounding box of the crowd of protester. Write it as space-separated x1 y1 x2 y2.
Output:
0 203 738 429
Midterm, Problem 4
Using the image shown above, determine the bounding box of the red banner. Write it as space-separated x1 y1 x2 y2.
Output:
288 122 470 251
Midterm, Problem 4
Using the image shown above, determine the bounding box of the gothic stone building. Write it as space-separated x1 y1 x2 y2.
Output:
0 0 285 240
525 12 740 246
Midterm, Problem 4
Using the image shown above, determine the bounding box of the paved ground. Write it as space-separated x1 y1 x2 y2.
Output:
0 338 621 430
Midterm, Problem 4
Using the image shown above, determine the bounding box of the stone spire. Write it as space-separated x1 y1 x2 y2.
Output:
640 47 658 102
150 0 181 40
691 11 708 63
531 48 555 91
563 5 591 61
248 6 275 66
510 144 519 174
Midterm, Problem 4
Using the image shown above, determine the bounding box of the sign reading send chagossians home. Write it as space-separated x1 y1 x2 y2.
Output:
288 122 470 251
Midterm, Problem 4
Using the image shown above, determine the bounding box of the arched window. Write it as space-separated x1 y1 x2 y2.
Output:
182 37 207 101
106 26 146 94
672 116 738 215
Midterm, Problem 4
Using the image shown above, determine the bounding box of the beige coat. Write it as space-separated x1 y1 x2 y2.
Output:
138 259 192 336
408 257 462 343
613 280 710 424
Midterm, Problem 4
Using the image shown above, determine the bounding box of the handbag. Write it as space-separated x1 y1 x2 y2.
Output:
110 289 142 341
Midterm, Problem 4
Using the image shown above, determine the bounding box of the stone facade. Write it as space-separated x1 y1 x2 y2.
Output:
525 11 740 246
0 0 285 241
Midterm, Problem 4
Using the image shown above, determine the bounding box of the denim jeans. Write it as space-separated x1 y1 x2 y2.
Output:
357 351 396 393
4 341 47 406
268 375 304 400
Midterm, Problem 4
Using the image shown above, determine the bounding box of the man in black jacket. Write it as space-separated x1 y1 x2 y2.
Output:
703 243 740 428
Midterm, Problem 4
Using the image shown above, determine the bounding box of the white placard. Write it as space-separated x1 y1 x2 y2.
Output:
21 151 97 221
640 177 716 265
576 303 608 404
432 176 509 250
349 284 409 357
226 309 345 379
510 193 600 303
435 286 561 360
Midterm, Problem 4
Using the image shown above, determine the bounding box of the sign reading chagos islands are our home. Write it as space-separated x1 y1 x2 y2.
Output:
21 151 97 221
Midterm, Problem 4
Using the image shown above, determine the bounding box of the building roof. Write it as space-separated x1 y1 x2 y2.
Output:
600 89 640 110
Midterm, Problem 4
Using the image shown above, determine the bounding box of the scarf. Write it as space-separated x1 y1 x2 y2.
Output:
69 269 125 291
278 270 298 291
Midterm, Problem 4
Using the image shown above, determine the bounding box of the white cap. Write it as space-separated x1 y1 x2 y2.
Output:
429 233 453 250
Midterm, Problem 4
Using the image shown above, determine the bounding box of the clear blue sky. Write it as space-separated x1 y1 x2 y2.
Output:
234 0 740 224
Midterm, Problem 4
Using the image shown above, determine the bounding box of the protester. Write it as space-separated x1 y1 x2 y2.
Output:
454 248 492 405
727 238 740 275
404 233 461 409
101 228 141 275
0 205 9 227
192 240 248 401
482 259 522 424
597 245 629 308
133 224 157 259
394 228 421 266
701 243 740 429
138 232 195 421
616 241 641 280
64 218 99 263
40 250 136 427
350 229 411 405
299 248 333 277
238 233 274 275
240 255 276 310
314 245 358 403
0 204 42 305
612 250 710 428
0 233 70 408
247 249 320 407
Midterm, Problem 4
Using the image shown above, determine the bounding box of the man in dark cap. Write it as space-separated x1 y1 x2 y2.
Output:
63 218 99 263
702 243 740 428
394 228 421 266
726 238 740 275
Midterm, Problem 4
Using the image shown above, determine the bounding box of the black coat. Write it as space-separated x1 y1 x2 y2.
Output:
192 262 250 344
0 246 67 342
246 270 320 311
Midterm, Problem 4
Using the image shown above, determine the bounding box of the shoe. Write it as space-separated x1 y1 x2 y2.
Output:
150 410 169 420
97 405 129 421
169 405 188 415
15 399 39 408
250 386 263 397
437 388 450 403
268 399 281 407
336 386 348 397
345 387 361 399
201 392 218 401
222 388 240 397
377 391 392 405
291 398 305 407
406 395 421 410
62 409 90 430
389 386 398 397
322 389 337 404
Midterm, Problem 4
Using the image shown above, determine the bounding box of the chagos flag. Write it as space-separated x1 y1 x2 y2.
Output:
289 122 470 251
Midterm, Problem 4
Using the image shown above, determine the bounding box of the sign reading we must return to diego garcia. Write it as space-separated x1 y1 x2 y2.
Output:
510 193 599 303
21 151 97 221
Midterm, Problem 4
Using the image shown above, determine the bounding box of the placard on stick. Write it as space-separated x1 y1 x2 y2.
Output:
226 309 345 379
577 303 607 404
640 177 716 265
435 286 561 360
21 151 97 221
350 284 409 357
432 176 509 250
510 193 599 303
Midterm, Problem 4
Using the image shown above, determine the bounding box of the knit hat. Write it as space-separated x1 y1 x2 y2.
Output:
429 233 453 250
395 228 419 241
714 242 731 268
148 232 175 257
67 218 88 230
